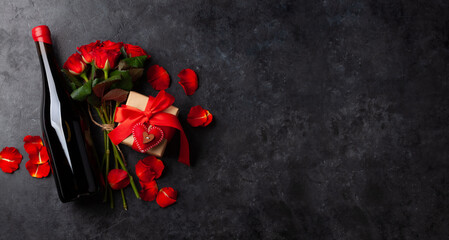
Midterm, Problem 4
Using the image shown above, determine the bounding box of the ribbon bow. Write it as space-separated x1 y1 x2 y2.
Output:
108 91 190 166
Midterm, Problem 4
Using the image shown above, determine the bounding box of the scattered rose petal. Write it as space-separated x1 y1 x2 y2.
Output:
135 156 164 183
124 43 149 58
0 147 23 173
23 135 44 155
156 187 177 208
178 69 198 96
25 161 50 178
107 169 130 190
29 146 49 165
147 65 170 91
187 105 213 127
139 180 158 202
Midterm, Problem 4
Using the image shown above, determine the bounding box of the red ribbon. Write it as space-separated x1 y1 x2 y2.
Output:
108 91 190 166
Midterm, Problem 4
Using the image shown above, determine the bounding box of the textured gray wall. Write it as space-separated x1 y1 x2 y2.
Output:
0 0 448 239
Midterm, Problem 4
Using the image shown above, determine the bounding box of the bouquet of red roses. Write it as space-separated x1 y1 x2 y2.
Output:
62 40 149 209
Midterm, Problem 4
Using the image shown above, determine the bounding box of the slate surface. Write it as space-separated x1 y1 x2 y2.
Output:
0 0 448 239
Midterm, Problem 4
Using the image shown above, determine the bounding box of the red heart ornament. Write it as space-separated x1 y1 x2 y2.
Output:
132 123 164 153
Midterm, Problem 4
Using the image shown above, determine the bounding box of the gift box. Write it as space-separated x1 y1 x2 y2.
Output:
109 90 190 165
120 91 178 157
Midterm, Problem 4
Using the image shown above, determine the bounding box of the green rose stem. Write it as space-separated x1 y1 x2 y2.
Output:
94 102 141 209
121 189 128 210
89 63 96 81
94 107 110 203
103 69 108 80
114 143 128 210
80 72 89 82
112 143 140 199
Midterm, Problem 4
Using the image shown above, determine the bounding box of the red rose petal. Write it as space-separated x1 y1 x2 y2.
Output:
107 169 130 190
178 69 198 96
100 40 123 53
147 65 170 91
63 53 86 75
23 135 44 155
0 162 20 173
187 105 213 127
77 40 101 63
25 161 50 178
135 156 164 183
139 180 158 202
91 49 121 70
29 146 49 165
204 110 213 126
0 147 23 173
156 187 177 208
124 43 149 58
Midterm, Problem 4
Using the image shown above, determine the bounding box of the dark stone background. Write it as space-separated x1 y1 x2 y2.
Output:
0 0 448 239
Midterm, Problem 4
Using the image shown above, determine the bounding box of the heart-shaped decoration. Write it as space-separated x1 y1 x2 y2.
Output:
132 123 164 153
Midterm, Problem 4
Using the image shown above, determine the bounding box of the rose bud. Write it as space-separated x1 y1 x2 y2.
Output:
77 40 100 63
135 156 164 183
63 53 86 75
107 169 130 190
156 187 177 208
187 105 213 127
92 49 121 71
101 40 123 53
124 43 149 58
178 68 198 96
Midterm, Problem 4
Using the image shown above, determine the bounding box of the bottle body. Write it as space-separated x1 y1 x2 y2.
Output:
34 26 102 202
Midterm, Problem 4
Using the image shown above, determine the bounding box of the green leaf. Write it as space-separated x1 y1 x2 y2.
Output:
61 69 83 87
92 78 102 88
89 63 97 81
87 94 101 107
110 70 133 91
102 89 129 103
128 68 144 82
92 77 121 98
121 56 147 68
70 79 92 101
120 46 128 58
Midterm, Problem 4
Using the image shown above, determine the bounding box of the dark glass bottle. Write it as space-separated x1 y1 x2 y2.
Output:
32 25 102 202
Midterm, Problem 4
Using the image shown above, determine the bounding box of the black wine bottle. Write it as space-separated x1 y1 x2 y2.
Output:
32 25 103 202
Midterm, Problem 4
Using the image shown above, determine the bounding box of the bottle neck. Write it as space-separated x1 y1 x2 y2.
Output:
35 41 68 99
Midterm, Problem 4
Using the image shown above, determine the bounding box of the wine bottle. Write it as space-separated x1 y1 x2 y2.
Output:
32 25 103 202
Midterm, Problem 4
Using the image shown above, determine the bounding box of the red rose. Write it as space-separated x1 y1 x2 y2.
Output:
91 49 121 70
100 40 123 53
77 40 100 63
124 44 149 58
63 53 86 75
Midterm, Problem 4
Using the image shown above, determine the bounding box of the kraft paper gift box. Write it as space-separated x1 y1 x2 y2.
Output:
119 91 178 157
